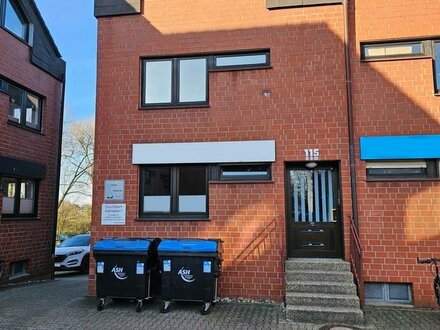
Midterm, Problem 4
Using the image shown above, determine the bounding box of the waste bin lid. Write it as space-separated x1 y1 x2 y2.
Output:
93 238 151 252
158 239 217 253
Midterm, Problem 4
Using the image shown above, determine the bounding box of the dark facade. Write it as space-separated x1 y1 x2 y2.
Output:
91 0 440 308
0 0 65 285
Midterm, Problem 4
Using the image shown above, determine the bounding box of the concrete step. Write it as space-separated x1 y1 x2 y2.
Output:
286 258 351 272
286 292 360 308
286 305 364 325
285 269 353 282
286 280 357 295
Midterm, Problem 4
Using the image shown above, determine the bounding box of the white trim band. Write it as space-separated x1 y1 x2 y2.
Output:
132 140 276 164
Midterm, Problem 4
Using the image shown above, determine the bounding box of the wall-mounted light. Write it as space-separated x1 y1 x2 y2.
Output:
305 162 318 169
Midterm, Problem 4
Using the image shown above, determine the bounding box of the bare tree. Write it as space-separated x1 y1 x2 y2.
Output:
58 119 94 208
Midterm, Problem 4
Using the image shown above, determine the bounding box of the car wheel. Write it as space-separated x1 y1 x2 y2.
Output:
80 254 90 274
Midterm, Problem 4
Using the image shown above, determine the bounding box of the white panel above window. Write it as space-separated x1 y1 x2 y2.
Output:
132 140 276 164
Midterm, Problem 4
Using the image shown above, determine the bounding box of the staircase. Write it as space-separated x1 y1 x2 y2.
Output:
285 258 364 325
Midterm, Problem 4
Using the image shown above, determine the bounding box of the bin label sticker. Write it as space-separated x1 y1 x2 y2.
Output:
203 261 212 273
136 262 144 275
97 262 104 274
163 260 171 272
111 265 128 280
178 267 195 283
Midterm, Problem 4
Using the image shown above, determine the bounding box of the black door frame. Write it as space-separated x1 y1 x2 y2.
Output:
284 161 344 258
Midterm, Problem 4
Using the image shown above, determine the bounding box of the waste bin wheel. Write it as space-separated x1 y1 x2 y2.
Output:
201 302 212 315
97 298 105 311
136 300 143 313
160 301 171 313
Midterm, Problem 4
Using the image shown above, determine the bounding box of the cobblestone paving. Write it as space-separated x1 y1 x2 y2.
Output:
0 274 439 330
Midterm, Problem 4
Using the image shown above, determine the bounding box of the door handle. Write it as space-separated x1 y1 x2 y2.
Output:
330 208 337 222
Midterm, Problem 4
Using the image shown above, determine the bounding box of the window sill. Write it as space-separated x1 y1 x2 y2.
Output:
360 55 431 62
1 216 40 221
135 216 210 221
139 104 210 111
365 178 440 182
9 273 30 281
209 65 272 73
8 121 43 135
209 180 274 184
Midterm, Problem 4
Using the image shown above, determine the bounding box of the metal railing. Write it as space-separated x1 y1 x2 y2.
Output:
349 216 363 304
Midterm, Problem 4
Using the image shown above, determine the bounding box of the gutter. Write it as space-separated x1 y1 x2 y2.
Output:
50 73 66 280
342 0 359 227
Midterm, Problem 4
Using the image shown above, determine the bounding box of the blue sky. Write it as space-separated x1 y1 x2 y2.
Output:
35 0 97 121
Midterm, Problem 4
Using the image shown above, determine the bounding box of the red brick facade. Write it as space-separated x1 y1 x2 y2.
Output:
91 0 439 307
0 2 64 285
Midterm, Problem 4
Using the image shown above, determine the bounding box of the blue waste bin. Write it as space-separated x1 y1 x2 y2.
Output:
158 239 222 314
93 237 160 312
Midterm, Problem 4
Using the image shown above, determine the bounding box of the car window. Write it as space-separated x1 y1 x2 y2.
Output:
58 235 90 247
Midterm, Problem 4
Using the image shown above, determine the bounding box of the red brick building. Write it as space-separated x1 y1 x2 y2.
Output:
91 0 440 311
0 0 65 285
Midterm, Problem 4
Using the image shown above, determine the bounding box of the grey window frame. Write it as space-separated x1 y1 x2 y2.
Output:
0 0 28 41
141 56 209 108
212 51 270 70
217 163 272 181
3 80 42 131
140 50 271 109
365 160 439 180
361 41 426 60
1 176 38 218
10 260 28 278
434 40 440 94
139 165 209 220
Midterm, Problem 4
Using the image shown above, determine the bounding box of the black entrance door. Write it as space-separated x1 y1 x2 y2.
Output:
286 162 342 258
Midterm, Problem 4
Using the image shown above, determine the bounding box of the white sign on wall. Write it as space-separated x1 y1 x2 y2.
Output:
101 204 126 225
104 180 125 201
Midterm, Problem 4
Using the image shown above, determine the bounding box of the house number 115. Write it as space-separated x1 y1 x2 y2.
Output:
304 149 320 161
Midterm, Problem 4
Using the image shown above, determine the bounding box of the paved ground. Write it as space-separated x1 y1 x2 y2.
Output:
0 273 439 330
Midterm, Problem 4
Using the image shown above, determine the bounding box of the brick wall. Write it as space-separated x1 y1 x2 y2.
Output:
352 0 440 307
91 1 350 302
0 27 63 285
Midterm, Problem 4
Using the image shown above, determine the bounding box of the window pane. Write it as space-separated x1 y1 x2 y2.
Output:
144 61 172 104
2 177 16 214
179 58 207 103
19 180 35 214
363 42 423 58
221 164 270 179
435 42 440 93
389 284 410 301
178 166 206 213
25 93 40 129
142 167 171 212
5 0 26 39
215 54 267 67
8 85 23 123
365 283 384 300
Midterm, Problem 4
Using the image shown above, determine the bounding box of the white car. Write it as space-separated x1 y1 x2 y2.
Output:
54 234 90 273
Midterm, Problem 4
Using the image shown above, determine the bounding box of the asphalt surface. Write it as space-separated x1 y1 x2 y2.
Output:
0 273 439 330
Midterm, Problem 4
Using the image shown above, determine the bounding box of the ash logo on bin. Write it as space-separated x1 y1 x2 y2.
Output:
178 267 195 283
111 265 127 280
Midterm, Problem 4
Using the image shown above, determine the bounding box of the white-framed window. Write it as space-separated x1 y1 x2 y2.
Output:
365 283 412 305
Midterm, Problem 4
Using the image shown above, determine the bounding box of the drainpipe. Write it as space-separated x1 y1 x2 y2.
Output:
342 0 359 227
50 73 66 280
